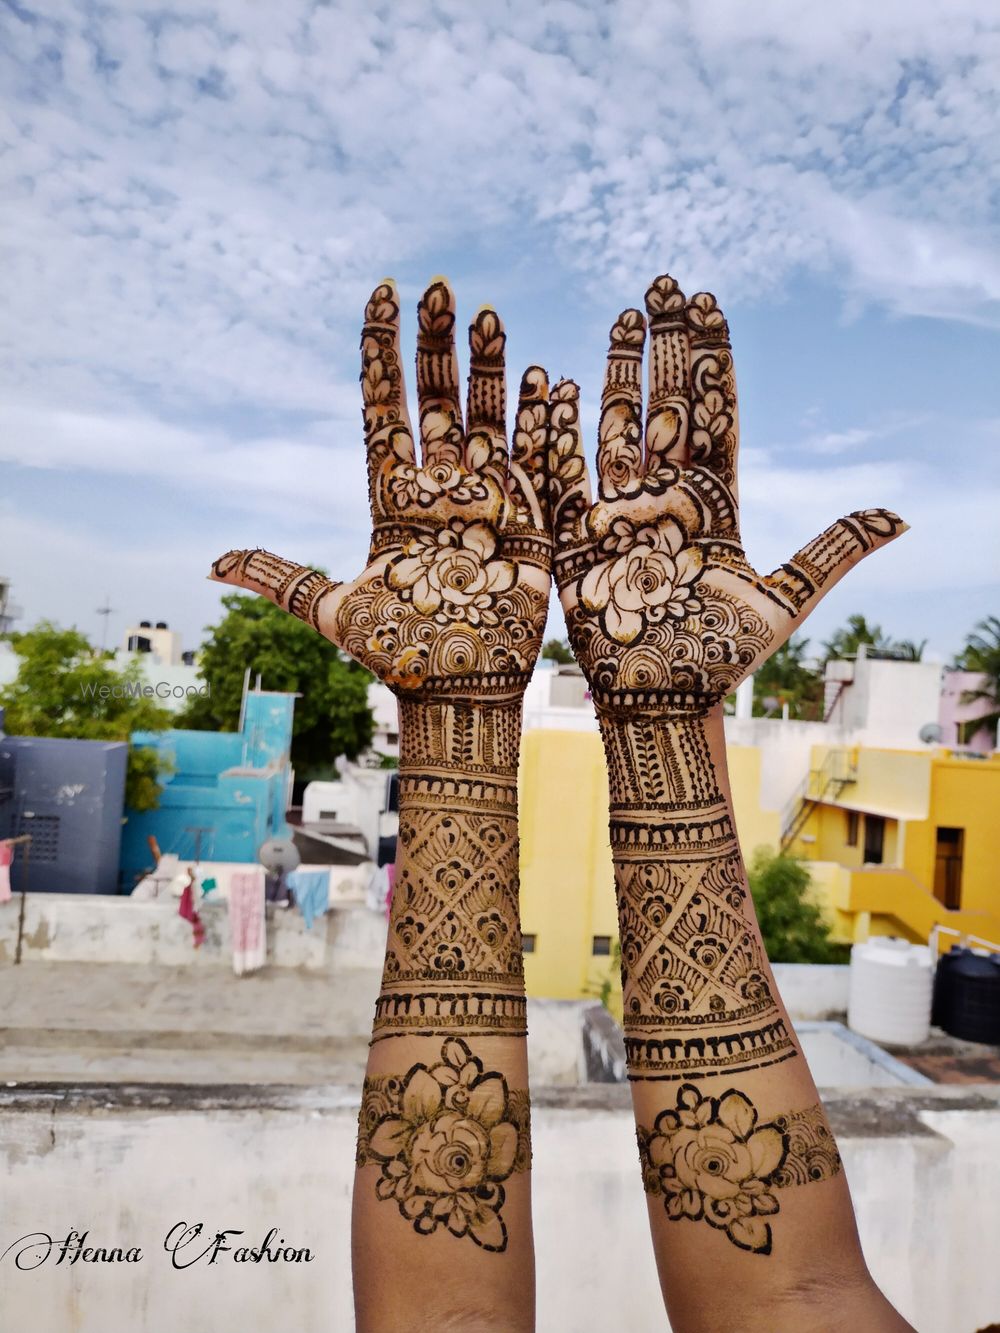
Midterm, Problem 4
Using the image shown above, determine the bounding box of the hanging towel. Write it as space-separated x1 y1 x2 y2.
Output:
178 873 205 949
0 841 12 905
286 868 330 931
229 867 266 975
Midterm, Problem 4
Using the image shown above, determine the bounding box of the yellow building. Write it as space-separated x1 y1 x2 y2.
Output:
518 729 1000 1004
786 745 1000 948
517 729 781 1007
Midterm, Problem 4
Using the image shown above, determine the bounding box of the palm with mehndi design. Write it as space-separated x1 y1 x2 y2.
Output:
210 279 552 698
547 273 907 709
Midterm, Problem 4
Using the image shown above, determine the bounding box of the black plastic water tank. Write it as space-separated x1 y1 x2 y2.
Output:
931 948 960 1027
933 948 1000 1044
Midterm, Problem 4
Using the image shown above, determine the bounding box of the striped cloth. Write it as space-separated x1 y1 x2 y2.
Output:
228 867 266 975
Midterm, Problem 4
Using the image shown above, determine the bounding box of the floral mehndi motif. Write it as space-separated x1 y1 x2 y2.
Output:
388 520 516 626
637 1085 843 1255
580 516 703 645
638 1084 786 1254
209 279 552 703
357 1038 531 1253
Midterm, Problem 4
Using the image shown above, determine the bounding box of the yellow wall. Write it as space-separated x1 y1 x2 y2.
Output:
518 732 782 1003
728 744 781 862
906 757 1000 922
789 748 1000 946
518 729 618 1003
809 745 931 821
520 730 1000 984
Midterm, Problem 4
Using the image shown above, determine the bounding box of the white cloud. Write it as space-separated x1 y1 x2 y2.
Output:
3 0 1000 419
1 0 998 656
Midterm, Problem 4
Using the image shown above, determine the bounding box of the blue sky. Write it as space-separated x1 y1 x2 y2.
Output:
1 0 998 664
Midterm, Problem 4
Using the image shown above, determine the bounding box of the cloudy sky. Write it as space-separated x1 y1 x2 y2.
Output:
2 0 998 664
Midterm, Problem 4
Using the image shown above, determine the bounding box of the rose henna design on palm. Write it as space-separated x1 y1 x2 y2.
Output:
545 271 905 1256
211 280 550 1252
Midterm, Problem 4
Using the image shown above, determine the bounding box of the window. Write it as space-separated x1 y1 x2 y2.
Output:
863 815 885 865
592 935 612 956
845 810 859 847
521 934 537 954
934 827 964 910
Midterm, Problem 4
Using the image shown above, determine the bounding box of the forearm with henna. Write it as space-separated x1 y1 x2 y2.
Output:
212 280 552 1332
548 273 914 1331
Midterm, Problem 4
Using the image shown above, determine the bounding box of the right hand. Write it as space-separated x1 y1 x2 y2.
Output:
210 280 553 702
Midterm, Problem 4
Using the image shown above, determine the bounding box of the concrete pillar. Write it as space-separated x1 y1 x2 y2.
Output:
735 674 754 720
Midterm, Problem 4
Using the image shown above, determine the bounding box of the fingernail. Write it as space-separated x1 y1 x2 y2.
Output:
429 274 449 285
476 303 495 313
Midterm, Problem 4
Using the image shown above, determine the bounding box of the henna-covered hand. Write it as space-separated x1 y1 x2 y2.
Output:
211 279 552 701
547 272 907 713
543 274 907 1271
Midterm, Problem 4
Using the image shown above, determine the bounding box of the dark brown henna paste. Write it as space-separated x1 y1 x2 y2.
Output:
637 1084 841 1255
357 1038 531 1252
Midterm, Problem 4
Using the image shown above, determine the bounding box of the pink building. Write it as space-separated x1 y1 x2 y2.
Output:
939 670 997 754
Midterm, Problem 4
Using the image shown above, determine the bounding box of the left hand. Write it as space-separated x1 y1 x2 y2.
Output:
545 272 908 712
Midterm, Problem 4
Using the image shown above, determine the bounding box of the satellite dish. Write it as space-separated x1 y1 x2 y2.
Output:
918 722 943 745
258 837 300 872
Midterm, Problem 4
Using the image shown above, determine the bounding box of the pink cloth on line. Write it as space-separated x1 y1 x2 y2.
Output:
178 874 205 949
228 867 266 975
0 841 13 905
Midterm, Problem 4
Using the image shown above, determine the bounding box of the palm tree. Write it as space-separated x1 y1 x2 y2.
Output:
956 616 1000 745
821 614 891 662
753 634 824 719
892 639 927 662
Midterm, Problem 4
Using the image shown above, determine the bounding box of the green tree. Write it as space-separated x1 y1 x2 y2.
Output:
541 637 574 665
955 615 1000 745
0 621 172 810
747 849 847 964
752 634 824 720
891 639 927 662
821 614 891 663
180 592 374 778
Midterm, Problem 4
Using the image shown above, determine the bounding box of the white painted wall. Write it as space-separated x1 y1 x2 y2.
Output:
772 962 850 1018
0 893 388 973
0 1087 997 1333
366 681 399 758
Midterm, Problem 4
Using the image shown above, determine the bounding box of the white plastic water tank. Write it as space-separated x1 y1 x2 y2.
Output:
847 937 934 1046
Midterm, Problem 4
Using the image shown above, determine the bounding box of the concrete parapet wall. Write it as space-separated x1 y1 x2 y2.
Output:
0 1082 996 1332
0 893 389 972
772 961 850 1018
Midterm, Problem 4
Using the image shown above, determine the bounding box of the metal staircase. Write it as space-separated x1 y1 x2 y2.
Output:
780 748 857 849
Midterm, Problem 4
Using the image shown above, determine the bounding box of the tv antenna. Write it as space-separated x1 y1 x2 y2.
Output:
96 595 116 651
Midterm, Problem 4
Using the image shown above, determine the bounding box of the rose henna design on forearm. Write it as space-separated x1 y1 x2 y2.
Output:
211 280 552 1261
545 271 906 1259
356 1037 531 1253
637 1084 841 1255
